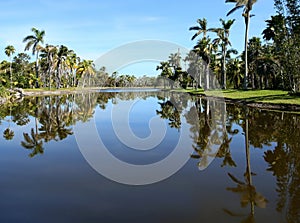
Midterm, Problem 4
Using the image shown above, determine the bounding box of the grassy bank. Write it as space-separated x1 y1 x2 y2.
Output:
183 89 300 106
22 87 103 97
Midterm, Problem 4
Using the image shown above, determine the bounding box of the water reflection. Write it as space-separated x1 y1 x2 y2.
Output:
0 91 300 222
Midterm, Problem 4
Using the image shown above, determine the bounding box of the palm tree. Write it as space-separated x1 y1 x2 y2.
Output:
190 19 216 90
21 128 44 157
76 60 95 88
189 18 210 40
226 0 257 90
226 110 268 221
66 50 79 87
228 58 243 89
40 44 57 89
193 37 216 90
212 19 235 89
23 27 46 88
168 51 181 69
156 61 173 89
56 45 69 88
185 51 203 89
247 37 262 89
3 128 14 140
4 45 16 89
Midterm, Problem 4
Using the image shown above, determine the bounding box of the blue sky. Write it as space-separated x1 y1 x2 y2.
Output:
1 0 275 76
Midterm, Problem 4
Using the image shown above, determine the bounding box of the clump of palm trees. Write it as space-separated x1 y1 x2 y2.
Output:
186 0 300 92
1 27 97 90
0 27 160 90
156 17 237 90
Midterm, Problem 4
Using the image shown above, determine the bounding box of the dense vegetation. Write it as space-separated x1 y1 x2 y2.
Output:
157 0 300 92
0 0 299 94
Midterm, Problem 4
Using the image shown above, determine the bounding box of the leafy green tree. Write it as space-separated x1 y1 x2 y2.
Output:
23 28 45 88
12 53 31 88
226 0 257 90
263 0 300 92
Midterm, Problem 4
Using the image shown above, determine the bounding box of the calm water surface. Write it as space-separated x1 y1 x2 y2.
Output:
0 90 299 223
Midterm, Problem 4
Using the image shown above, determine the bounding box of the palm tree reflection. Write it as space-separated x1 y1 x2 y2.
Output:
188 98 237 169
225 109 268 223
21 128 44 157
3 104 15 140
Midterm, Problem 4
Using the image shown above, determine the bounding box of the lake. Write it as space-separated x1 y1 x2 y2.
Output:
0 90 299 223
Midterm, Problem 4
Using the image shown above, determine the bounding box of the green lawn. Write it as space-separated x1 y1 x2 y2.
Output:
23 87 78 92
186 89 300 106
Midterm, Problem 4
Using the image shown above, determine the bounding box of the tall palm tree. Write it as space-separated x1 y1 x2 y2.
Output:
56 45 69 88
23 27 46 88
190 18 214 90
40 44 57 89
4 45 16 89
66 50 79 87
226 0 257 90
189 18 210 40
212 19 235 89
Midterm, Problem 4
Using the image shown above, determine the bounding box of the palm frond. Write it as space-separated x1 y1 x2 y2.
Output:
23 133 34 144
227 5 244 16
228 172 245 185
189 26 200 31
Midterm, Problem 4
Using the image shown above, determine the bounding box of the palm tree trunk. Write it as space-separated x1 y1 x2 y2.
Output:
9 57 12 90
244 14 250 90
206 62 210 90
35 52 40 88
222 48 227 89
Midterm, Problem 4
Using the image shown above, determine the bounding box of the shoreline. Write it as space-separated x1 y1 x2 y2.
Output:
22 87 161 97
186 91 300 112
197 94 300 112
1 88 300 112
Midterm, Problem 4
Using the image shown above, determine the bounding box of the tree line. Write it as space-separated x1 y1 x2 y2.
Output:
156 0 300 92
0 28 158 91
1 0 299 93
